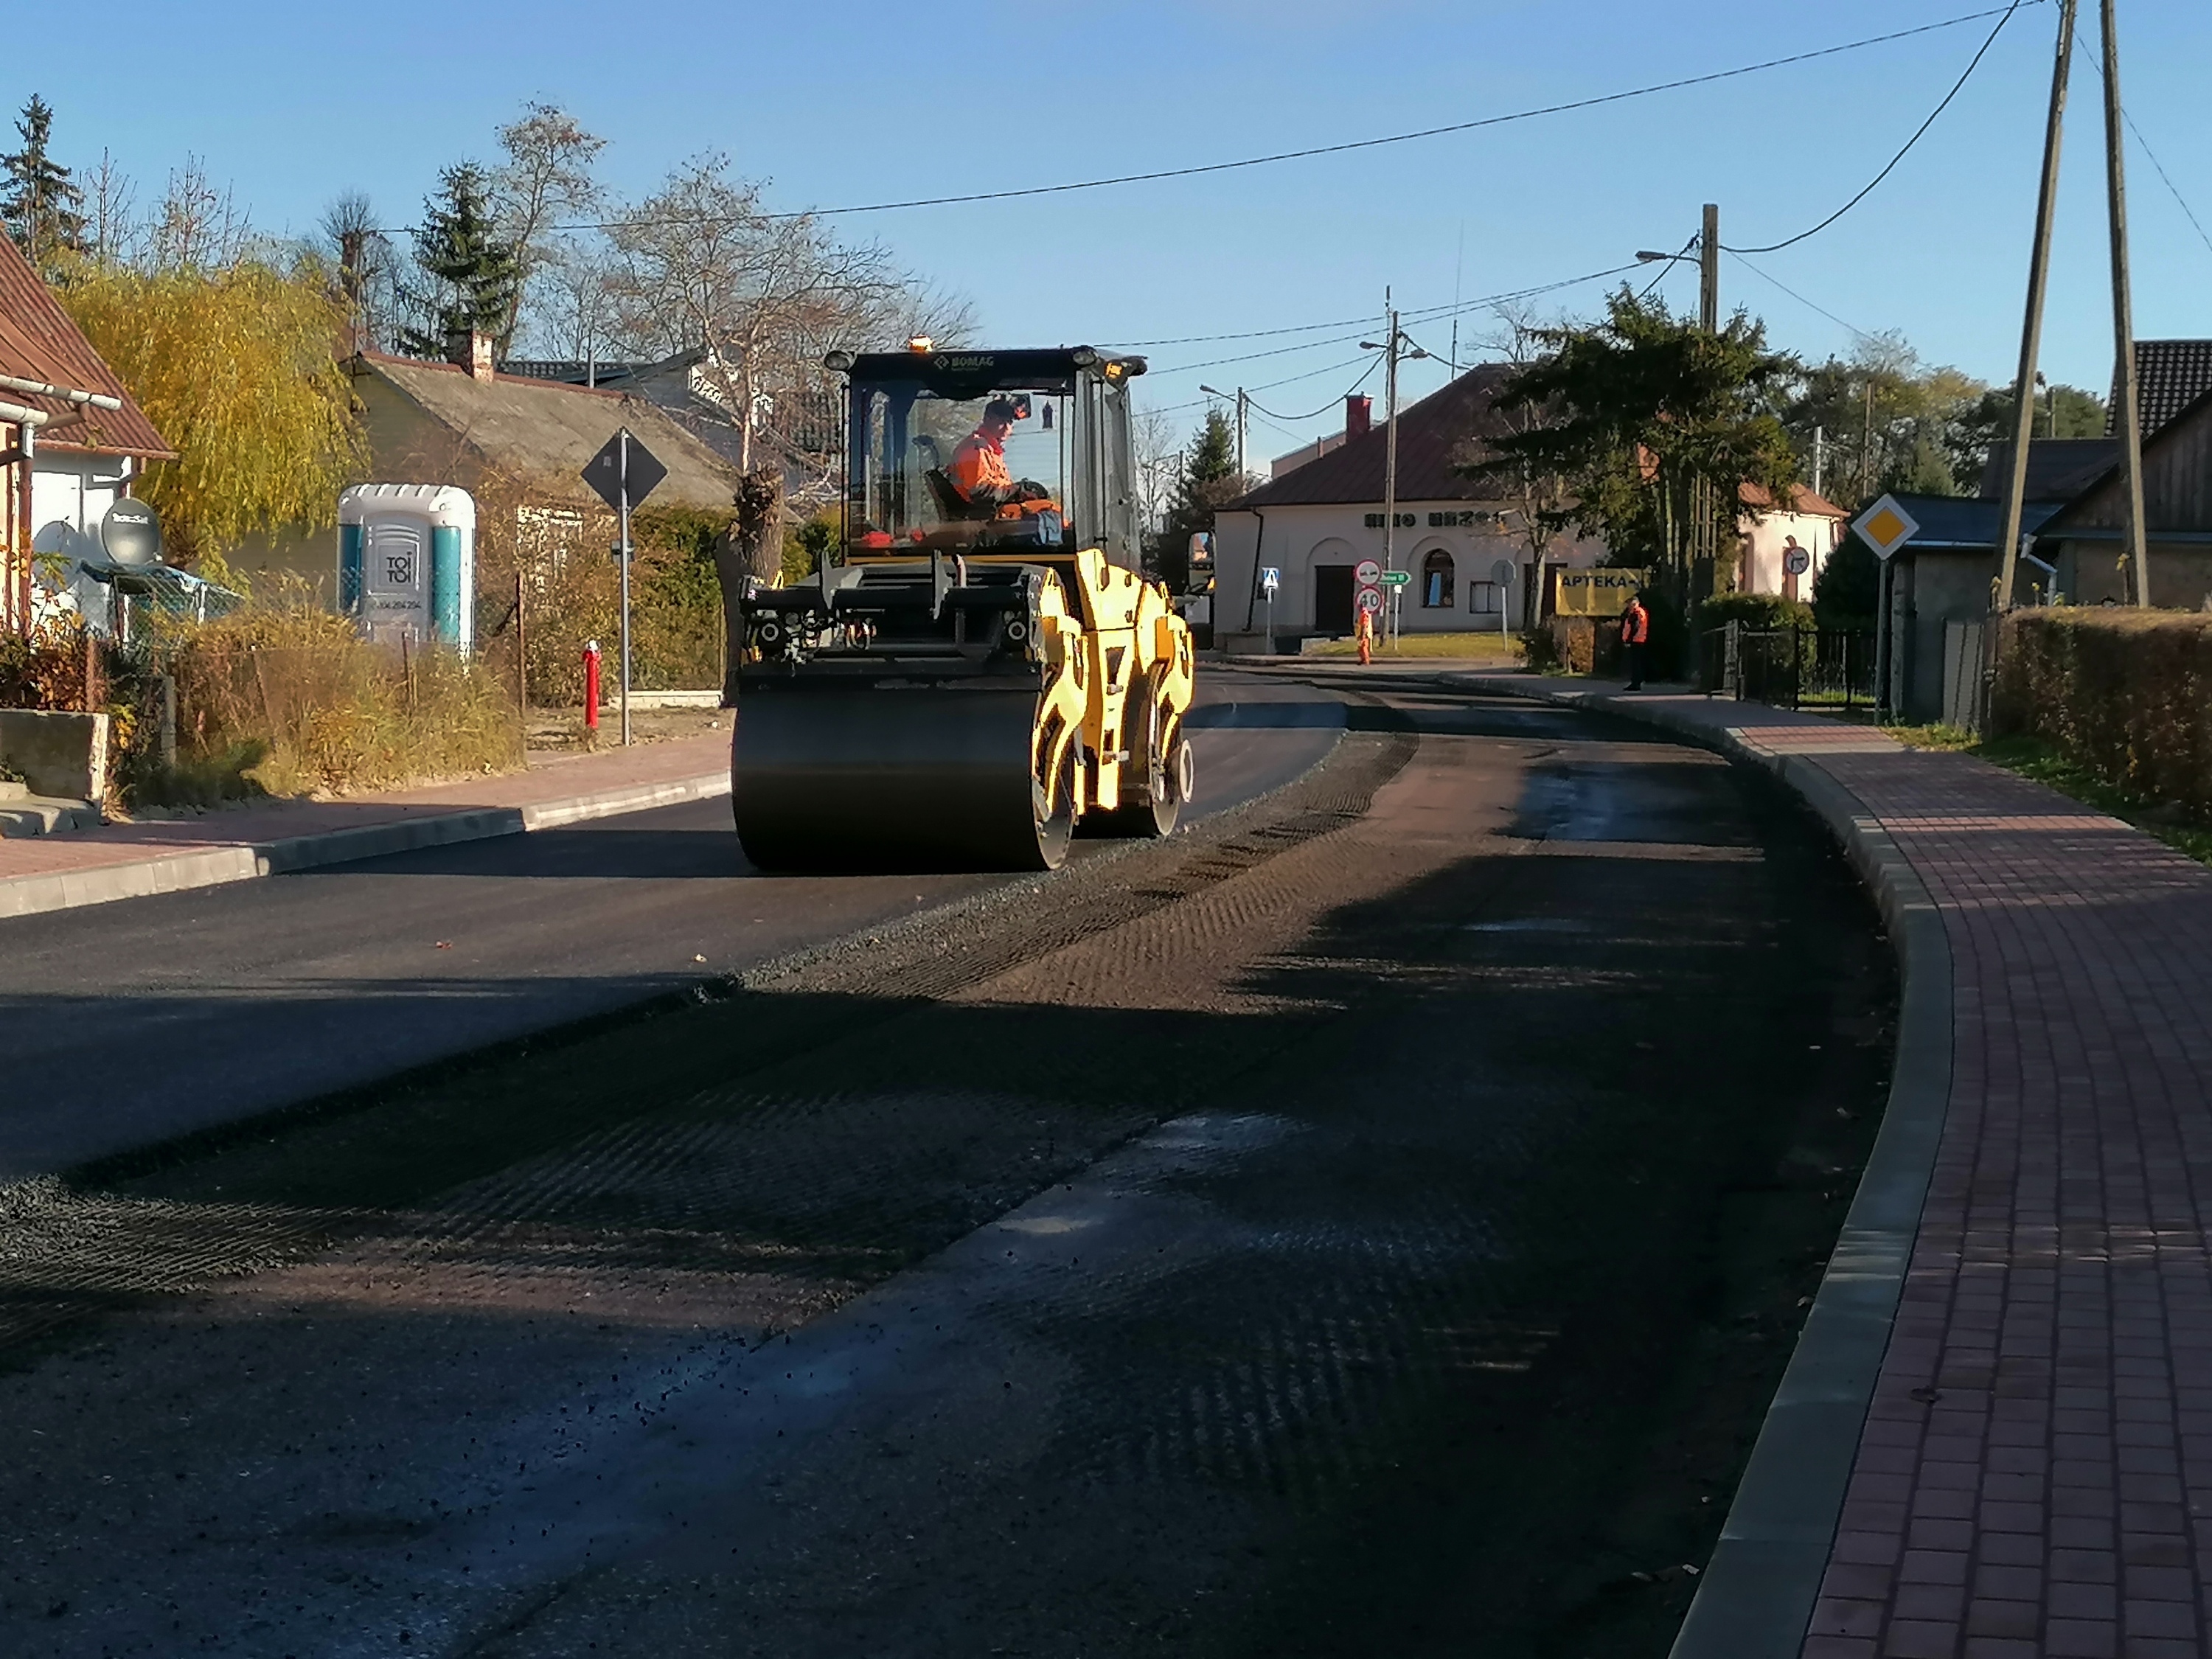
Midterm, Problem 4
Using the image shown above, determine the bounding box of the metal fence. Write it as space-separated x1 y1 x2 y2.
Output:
1697 624 1877 712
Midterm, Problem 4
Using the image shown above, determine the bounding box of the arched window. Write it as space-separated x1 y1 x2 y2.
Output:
1421 549 1455 608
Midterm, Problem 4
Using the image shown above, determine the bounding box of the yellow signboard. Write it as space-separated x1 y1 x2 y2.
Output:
1555 568 1647 617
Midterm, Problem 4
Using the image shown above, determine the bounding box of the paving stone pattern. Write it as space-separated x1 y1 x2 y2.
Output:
1604 695 2212 1659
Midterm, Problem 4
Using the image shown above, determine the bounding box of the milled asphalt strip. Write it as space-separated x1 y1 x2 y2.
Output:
0 771 732 922
1451 675 1951 1659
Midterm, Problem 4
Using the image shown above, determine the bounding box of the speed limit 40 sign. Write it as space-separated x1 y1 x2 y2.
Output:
1356 588 1384 616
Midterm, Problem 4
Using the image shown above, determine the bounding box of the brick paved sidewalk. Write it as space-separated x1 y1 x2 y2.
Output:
1467 678 2212 1659
0 733 729 919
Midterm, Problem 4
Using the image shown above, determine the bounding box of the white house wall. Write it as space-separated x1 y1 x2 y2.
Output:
1739 509 1843 599
29 453 133 562
1214 501 1604 640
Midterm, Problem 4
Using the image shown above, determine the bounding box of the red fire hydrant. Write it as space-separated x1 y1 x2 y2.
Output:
583 639 602 732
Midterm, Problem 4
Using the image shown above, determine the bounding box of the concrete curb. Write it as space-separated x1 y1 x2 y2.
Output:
1453 675 1952 1659
0 770 732 923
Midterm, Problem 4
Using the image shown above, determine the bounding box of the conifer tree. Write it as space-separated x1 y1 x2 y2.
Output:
1164 408 1242 542
1 96 87 271
400 164 523 358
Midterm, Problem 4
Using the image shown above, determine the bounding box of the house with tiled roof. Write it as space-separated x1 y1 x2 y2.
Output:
2117 339 2212 439
234 331 742 598
0 232 173 633
1211 368 1606 647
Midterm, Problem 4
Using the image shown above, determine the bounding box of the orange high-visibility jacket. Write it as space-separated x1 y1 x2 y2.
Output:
1621 600 1649 645
947 431 1013 502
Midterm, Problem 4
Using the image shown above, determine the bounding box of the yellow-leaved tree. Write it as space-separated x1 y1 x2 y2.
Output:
59 258 364 580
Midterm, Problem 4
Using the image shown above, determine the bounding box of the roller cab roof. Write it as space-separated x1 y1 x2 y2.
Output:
846 348 1146 397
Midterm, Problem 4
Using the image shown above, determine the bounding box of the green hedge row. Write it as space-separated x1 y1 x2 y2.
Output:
1992 609 2212 811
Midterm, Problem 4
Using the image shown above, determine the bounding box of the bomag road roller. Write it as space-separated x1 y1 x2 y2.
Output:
730 344 1197 872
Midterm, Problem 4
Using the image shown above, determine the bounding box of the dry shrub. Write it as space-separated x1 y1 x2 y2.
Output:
465 467 731 707
0 616 94 710
1991 609 2212 812
169 602 521 799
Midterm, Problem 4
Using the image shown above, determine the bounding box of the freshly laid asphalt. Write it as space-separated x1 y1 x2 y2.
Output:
0 672 1343 1180
0 680 1893 1658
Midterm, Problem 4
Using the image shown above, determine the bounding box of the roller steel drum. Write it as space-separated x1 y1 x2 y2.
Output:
733 678 1071 872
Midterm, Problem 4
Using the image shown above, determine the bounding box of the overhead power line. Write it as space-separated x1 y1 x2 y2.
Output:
1725 250 1875 341
367 5 2037 237
1722 0 2030 254
1144 262 1643 375
2070 24 2212 262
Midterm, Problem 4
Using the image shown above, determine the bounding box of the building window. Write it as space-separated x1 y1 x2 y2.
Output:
1421 549 1455 608
1469 580 1503 615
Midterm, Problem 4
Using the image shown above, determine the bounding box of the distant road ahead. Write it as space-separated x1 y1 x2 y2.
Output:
0 671 1343 1179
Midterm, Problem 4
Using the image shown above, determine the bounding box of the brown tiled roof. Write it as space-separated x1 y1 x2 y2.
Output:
357 352 742 510
1231 366 1517 507
0 235 173 458
2113 340 2212 439
1740 481 1846 517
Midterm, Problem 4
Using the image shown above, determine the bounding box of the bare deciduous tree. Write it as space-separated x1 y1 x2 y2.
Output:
321 189 405 353
84 149 136 264
148 157 249 272
607 155 947 496
493 102 605 353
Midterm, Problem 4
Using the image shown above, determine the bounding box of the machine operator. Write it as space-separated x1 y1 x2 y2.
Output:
947 400 1056 516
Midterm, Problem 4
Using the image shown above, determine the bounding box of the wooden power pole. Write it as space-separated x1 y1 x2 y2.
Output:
2099 0 2150 605
1995 0 2078 612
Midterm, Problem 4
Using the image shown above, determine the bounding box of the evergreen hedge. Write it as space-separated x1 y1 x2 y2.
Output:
1992 609 2212 813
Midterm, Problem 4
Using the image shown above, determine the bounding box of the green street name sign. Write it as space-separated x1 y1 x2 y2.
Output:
1378 570 1412 588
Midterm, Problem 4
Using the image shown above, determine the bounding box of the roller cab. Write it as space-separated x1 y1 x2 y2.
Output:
734 346 1195 873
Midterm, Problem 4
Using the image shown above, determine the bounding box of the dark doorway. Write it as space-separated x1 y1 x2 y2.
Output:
1314 565 1354 633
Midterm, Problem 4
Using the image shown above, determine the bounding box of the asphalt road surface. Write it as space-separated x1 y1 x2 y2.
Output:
0 670 1344 1180
0 675 1896 1658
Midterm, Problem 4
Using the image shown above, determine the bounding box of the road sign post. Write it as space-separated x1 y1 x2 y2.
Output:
1260 566 1281 652
583 429 667 745
1853 495 1921 723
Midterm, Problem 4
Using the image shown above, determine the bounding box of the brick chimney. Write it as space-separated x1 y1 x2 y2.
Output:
445 328 497 382
1345 394 1371 439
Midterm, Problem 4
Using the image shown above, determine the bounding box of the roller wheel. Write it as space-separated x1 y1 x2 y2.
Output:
1034 738 1077 870
1081 675 1189 840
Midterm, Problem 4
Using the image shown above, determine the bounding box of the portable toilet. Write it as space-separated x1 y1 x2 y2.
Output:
338 484 476 649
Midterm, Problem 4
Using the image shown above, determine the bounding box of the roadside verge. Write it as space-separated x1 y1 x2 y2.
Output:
1453 675 1951 1659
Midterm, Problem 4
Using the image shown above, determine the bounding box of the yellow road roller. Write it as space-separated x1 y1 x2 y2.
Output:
732 344 1197 872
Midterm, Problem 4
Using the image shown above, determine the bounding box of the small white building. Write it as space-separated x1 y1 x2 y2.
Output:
1736 482 1847 602
1211 369 1605 648
0 232 174 633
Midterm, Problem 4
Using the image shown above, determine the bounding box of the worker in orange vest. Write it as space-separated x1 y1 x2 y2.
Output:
1620 588 1650 690
1356 602 1375 666
947 399 1055 516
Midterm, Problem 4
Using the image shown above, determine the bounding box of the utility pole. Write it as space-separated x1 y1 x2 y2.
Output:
1693 203 1719 602
1698 202 1719 333
1812 426 1826 499
1235 388 1248 490
1995 0 2078 612
2099 0 2149 605
1382 293 1400 644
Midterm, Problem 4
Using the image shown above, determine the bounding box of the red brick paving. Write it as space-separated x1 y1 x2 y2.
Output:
0 734 727 884
1595 692 2212 1659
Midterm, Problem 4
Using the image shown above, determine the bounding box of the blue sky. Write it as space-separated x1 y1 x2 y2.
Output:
14 1 2211 465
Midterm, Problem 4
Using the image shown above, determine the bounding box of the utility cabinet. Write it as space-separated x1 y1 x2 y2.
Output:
338 484 476 649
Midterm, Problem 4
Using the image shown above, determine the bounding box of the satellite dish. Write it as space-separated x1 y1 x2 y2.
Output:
101 498 163 567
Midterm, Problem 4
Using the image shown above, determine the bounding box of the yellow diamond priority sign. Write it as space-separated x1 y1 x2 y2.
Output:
1852 493 1920 562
